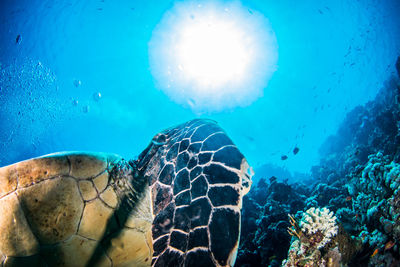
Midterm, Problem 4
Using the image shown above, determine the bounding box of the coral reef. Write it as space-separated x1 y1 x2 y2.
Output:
236 56 400 266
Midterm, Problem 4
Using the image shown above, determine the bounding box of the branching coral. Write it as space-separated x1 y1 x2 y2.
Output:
300 207 338 249
283 207 340 267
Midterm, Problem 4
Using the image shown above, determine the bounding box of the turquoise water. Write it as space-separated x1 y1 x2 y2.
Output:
1 0 400 181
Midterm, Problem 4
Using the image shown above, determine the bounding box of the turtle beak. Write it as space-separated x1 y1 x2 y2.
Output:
240 158 253 197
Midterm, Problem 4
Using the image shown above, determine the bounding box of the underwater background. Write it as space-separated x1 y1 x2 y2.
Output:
1 0 400 266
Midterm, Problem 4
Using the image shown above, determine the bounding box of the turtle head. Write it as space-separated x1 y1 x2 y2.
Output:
240 158 254 198
133 119 255 267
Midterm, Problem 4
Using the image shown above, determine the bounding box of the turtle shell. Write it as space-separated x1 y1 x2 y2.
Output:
0 152 153 267
138 119 253 267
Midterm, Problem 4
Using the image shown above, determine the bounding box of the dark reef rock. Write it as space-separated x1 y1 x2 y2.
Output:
235 178 309 266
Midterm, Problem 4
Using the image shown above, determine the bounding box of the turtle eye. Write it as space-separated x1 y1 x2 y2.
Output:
152 133 167 146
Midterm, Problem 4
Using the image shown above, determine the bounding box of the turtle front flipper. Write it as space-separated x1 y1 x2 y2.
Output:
138 119 253 267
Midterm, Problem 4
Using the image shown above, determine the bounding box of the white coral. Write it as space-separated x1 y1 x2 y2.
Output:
300 207 338 249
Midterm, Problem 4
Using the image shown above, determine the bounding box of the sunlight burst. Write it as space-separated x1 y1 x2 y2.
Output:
149 1 278 112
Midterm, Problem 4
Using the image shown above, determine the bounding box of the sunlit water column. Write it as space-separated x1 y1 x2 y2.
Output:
148 1 278 113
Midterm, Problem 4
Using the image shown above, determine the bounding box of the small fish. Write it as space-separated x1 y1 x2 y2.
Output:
245 135 255 142
384 241 395 251
345 196 352 202
281 155 288 160
82 105 90 113
16 34 21 44
293 147 299 155
371 248 379 258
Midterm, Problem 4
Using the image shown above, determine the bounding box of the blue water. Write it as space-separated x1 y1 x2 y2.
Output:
1 0 400 182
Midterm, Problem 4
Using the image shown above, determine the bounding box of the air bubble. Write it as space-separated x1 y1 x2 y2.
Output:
93 92 102 101
73 79 81 87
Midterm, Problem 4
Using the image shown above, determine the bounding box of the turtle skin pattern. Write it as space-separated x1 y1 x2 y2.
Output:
137 119 252 267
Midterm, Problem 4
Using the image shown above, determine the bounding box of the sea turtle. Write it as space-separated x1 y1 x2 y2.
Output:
0 119 253 267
